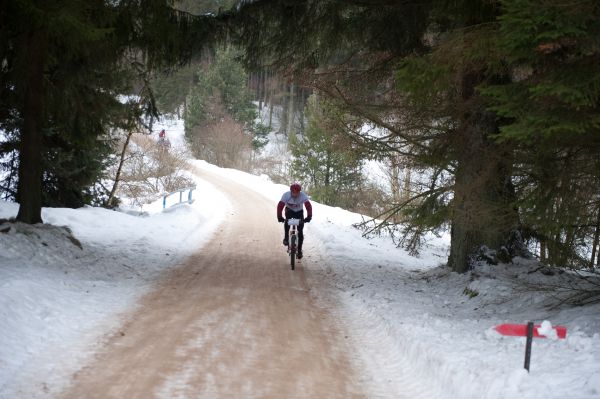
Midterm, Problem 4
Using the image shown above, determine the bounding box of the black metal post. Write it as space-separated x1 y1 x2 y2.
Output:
524 321 534 372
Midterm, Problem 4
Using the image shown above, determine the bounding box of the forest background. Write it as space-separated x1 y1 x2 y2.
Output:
1 0 599 281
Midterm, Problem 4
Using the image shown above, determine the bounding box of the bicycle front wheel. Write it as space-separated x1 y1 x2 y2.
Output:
290 234 297 270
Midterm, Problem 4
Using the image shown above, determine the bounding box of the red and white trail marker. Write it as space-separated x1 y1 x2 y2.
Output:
494 322 567 372
494 323 567 339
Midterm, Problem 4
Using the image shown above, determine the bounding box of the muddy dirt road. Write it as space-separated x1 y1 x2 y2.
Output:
59 167 365 399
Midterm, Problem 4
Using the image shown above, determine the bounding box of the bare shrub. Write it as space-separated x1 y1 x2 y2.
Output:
190 115 253 171
111 133 194 208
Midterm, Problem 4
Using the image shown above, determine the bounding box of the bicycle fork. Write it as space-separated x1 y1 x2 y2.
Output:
288 227 297 254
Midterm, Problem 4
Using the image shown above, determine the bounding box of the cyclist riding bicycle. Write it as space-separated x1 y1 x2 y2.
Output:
277 183 312 259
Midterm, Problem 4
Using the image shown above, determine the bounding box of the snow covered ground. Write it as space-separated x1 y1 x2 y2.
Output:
1 119 599 398
196 160 600 399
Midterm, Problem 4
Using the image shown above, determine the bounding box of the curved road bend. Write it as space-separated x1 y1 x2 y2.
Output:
59 166 365 399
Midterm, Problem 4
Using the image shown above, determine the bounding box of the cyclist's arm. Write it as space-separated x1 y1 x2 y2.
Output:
304 200 312 218
277 201 285 218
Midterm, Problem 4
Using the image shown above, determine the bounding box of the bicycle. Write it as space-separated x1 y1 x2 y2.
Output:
286 218 300 270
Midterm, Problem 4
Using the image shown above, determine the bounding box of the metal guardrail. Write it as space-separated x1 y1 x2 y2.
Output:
162 186 196 209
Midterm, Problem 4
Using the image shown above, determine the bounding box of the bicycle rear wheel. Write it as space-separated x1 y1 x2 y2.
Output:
290 234 296 270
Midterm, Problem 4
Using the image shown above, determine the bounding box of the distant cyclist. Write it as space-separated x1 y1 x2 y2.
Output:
277 183 312 259
157 129 171 148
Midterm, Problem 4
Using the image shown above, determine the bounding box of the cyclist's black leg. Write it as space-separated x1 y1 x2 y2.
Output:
284 208 292 241
284 222 290 240
298 217 305 251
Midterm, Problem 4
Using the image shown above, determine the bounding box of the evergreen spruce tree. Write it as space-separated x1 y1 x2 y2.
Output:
151 62 199 116
290 95 364 209
390 1 523 271
185 47 268 159
479 0 600 267
0 0 222 223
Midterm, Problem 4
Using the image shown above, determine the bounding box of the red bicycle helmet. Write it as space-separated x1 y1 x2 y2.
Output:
290 183 301 192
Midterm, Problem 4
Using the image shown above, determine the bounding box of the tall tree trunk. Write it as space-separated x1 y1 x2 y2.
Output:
400 165 412 224
258 69 264 111
297 87 306 135
448 73 519 272
324 151 332 205
287 82 295 136
402 167 411 202
279 80 288 135
448 113 518 272
16 30 45 224
591 204 600 268
267 71 274 128
107 130 134 208
389 155 401 223
540 240 546 263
